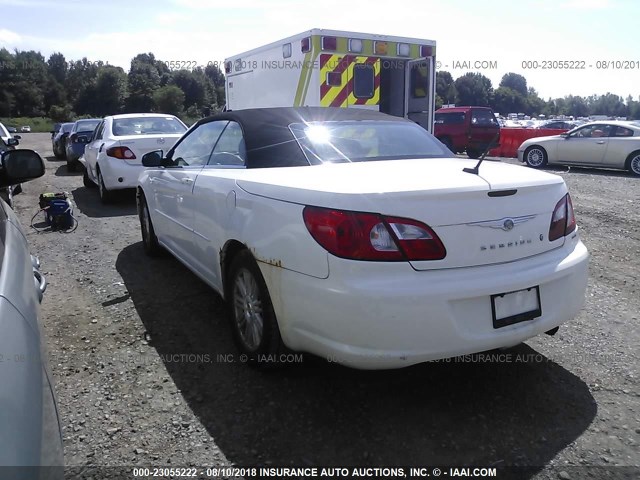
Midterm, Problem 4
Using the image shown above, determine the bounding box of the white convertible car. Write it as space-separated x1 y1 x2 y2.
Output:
137 107 589 369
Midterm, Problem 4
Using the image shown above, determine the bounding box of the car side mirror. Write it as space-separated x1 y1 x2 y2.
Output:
0 149 45 187
7 138 19 146
142 150 164 167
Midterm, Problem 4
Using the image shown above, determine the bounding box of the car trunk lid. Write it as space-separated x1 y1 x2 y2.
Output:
235 158 568 269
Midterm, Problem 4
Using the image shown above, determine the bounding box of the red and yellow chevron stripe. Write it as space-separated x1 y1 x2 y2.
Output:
319 54 380 108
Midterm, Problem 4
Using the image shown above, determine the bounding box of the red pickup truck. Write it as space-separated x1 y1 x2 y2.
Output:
434 106 500 159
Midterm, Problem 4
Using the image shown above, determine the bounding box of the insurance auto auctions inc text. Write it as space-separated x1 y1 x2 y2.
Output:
254 466 497 478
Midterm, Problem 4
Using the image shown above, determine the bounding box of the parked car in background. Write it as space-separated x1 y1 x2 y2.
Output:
519 121 640 176
7 126 17 133
20 125 31 133
52 122 74 159
65 118 101 171
434 106 500 158
83 113 187 202
137 107 588 370
0 121 20 146
0 148 64 473
537 120 578 130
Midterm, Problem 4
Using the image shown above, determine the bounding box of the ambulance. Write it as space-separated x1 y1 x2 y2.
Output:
224 29 437 132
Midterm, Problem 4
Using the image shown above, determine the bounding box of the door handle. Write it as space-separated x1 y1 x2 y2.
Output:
596 141 605 144
181 178 194 184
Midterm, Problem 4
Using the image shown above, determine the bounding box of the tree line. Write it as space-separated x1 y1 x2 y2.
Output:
0 49 225 122
436 71 640 119
1 47 638 121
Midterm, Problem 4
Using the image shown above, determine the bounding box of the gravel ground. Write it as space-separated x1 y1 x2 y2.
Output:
10 133 639 479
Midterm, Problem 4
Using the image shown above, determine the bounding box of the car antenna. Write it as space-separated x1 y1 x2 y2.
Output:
463 129 501 175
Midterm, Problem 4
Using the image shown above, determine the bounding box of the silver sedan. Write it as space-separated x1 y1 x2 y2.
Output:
518 121 640 176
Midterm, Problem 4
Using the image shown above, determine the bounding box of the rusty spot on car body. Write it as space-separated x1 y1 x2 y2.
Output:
259 258 283 268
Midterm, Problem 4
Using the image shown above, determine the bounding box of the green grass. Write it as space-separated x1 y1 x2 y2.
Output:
1 117 55 133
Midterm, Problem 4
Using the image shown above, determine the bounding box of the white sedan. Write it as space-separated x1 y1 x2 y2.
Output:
519 120 640 176
137 107 589 370
83 113 188 202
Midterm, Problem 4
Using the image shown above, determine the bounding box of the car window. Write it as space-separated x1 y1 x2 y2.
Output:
613 126 633 137
290 120 453 164
471 109 498 126
208 122 246 166
75 120 101 133
170 121 228 167
112 116 186 136
571 124 613 138
434 112 465 125
353 63 375 99
93 121 105 141
410 63 429 98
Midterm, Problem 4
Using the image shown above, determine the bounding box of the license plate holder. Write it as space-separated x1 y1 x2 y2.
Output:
491 286 541 329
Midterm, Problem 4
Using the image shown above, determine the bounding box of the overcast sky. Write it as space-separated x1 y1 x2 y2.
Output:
1 0 638 100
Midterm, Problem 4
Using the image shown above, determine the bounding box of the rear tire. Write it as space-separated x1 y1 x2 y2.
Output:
227 250 285 368
138 194 162 256
467 148 481 159
625 150 640 176
83 168 96 189
66 160 77 172
97 169 112 203
524 146 548 168
438 137 453 153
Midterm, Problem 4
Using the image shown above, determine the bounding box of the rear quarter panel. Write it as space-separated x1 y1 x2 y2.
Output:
232 183 330 279
604 136 640 168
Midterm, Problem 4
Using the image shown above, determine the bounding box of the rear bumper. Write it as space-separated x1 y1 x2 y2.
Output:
98 159 144 190
262 233 589 369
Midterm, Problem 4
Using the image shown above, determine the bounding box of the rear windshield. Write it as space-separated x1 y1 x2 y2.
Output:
62 123 74 133
113 117 187 136
289 120 453 165
75 120 101 133
471 109 498 126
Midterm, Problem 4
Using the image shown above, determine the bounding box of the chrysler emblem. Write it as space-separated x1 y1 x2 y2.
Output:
468 214 536 231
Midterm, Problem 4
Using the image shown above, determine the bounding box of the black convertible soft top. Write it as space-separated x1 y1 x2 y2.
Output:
195 107 411 168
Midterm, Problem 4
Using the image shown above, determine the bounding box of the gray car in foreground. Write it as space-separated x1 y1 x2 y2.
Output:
0 149 64 478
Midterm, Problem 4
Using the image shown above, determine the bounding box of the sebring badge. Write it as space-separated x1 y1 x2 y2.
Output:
157 138 166 145
467 214 536 231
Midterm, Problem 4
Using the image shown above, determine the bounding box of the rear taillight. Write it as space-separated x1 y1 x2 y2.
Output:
549 193 577 242
106 146 136 160
303 206 446 261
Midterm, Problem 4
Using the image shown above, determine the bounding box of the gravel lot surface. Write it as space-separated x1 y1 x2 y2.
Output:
10 133 639 479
